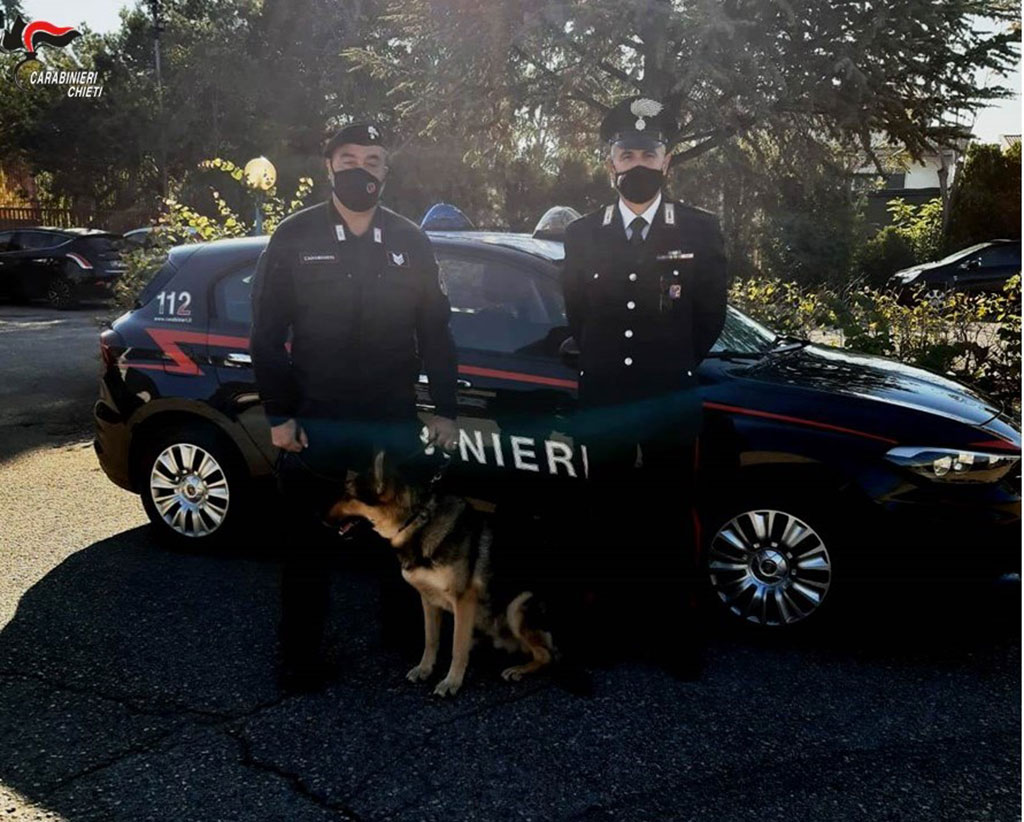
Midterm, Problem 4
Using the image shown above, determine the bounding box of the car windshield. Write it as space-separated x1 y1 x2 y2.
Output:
711 306 778 355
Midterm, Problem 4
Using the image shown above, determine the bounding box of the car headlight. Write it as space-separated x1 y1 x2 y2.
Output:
885 446 1021 484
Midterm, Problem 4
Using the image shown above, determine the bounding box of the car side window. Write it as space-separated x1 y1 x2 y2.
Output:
213 262 256 326
438 252 562 355
20 231 57 250
979 246 1021 268
0 232 15 251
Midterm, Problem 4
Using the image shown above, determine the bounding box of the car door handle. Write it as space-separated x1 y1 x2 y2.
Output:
419 374 472 389
224 352 252 367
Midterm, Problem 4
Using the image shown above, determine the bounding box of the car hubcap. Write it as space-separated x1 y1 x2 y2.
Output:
149 443 229 537
707 508 831 626
48 279 71 305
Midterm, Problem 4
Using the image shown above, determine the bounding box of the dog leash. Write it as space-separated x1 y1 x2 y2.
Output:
394 453 454 536
273 425 453 485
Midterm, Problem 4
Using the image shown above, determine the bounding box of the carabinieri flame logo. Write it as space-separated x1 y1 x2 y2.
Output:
0 13 83 87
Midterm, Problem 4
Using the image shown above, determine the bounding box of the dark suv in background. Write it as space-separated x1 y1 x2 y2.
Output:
0 227 126 308
889 239 1021 304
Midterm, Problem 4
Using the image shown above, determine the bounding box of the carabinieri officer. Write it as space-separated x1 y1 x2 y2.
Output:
251 121 459 692
561 96 729 680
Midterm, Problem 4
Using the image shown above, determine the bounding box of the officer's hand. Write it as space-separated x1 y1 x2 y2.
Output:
271 418 308 453
426 417 459 453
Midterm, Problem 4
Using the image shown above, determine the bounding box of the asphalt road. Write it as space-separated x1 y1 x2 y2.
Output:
0 302 1019 821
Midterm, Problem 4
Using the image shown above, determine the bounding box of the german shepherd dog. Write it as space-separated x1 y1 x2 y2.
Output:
325 451 586 698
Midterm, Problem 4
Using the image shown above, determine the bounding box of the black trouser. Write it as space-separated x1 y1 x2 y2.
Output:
561 389 704 662
273 412 422 668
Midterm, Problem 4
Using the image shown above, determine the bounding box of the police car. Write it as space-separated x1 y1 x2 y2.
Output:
93 210 1021 630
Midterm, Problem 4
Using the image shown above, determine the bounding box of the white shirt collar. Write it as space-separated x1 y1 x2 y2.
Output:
618 191 662 237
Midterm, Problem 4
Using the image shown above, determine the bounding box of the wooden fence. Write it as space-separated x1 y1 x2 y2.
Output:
0 206 156 233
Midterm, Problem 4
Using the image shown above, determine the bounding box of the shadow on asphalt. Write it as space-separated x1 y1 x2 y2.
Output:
0 523 1018 820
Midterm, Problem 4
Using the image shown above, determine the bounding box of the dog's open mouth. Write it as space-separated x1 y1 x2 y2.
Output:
333 516 366 537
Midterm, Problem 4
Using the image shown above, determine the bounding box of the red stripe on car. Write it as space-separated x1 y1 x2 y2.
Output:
457 364 578 389
703 400 899 444
967 438 1021 452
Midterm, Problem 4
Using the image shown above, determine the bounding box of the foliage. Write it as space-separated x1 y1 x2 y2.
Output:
345 0 1020 173
887 197 944 262
729 273 1022 415
854 227 918 287
3 0 1014 241
112 159 313 309
854 197 943 286
944 141 1022 251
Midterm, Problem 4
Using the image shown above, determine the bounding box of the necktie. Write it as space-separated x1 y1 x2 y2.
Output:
629 216 647 246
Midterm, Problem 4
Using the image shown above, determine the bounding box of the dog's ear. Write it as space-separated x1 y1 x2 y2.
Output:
372 450 386 496
343 468 358 495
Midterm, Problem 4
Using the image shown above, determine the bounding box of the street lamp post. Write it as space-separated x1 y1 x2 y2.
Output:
147 0 168 199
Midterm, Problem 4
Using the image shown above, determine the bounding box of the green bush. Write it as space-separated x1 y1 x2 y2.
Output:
854 226 918 288
888 197 944 262
945 142 1022 252
853 196 944 288
113 159 313 309
729 273 1022 416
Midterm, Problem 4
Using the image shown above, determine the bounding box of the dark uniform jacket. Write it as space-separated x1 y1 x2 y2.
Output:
562 197 729 408
250 199 458 425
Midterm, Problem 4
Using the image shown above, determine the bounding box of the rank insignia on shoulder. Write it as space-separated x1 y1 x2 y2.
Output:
335 224 346 242
664 202 675 225
388 251 409 267
657 250 695 260
373 227 383 244
300 252 338 264
602 205 614 226
668 284 682 299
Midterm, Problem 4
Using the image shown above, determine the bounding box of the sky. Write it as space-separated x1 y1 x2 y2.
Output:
21 0 1023 145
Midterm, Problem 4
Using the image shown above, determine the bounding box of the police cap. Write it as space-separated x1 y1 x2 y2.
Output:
322 122 386 158
599 97 677 150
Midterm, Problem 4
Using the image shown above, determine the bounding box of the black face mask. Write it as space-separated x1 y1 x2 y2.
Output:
614 164 664 204
332 166 384 212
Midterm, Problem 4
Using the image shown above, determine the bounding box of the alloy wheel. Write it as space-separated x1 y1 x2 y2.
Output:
707 507 832 626
148 442 230 538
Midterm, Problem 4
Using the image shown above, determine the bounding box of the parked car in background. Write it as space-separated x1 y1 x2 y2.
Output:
92 217 1020 632
888 239 1021 304
123 225 200 249
0 227 126 308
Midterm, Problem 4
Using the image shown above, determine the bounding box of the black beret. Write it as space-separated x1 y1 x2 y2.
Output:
599 97 678 150
322 122 386 157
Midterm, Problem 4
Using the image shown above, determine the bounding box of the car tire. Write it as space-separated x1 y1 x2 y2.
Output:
46 274 79 310
701 488 841 631
134 421 252 553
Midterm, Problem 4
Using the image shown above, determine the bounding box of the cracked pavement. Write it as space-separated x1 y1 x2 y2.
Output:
0 303 1020 821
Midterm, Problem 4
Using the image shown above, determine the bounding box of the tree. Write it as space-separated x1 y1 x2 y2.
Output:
944 141 1022 251
346 0 1019 173
0 0 397 225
